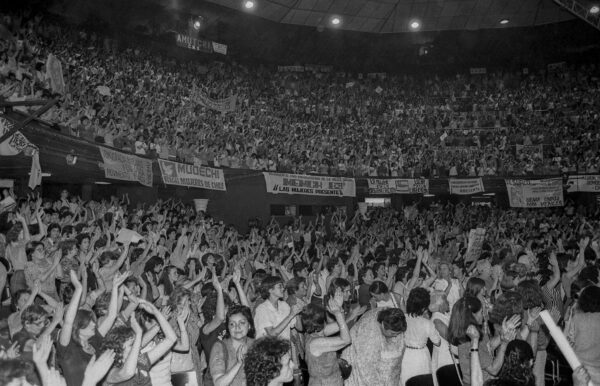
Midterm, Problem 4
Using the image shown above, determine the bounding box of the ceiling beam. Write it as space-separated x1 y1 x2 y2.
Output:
553 0 600 31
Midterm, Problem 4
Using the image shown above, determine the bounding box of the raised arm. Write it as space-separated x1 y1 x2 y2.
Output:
59 271 83 346
138 300 177 365
98 271 130 336
307 293 351 356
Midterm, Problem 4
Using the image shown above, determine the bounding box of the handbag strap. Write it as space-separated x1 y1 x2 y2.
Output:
449 345 464 386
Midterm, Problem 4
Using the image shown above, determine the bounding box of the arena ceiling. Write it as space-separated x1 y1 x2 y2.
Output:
206 0 577 33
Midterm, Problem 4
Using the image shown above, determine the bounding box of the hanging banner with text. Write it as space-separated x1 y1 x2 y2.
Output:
158 159 226 191
449 178 484 195
175 34 227 55
197 92 237 113
367 178 429 195
566 175 600 192
99 147 153 187
505 178 564 208
263 172 356 197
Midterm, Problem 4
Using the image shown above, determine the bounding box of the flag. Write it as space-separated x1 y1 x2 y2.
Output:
28 150 42 190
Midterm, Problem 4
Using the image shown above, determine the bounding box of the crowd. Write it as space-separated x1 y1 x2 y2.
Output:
0 186 599 386
2 11 600 177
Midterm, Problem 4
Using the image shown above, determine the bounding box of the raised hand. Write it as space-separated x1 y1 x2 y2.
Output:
130 313 143 336
236 343 248 364
113 270 131 287
466 325 480 341
32 335 53 365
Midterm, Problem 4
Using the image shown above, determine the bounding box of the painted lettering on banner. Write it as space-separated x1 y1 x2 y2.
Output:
263 172 355 197
99 147 153 187
449 178 484 195
505 178 563 208
158 159 226 191
367 178 429 194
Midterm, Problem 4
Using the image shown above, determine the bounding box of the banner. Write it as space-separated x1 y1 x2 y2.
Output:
516 144 543 159
211 42 227 55
158 159 226 191
367 178 429 195
263 172 356 197
175 34 226 55
0 116 35 156
449 178 484 195
46 53 65 94
505 178 564 208
99 147 153 187
465 228 486 263
469 67 487 75
566 175 600 192
194 199 209 212
196 91 236 113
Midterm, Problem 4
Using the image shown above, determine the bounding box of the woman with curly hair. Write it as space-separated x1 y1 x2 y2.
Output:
101 300 177 385
565 285 600 385
244 336 295 386
300 291 351 386
484 340 535 386
516 280 544 386
209 304 255 386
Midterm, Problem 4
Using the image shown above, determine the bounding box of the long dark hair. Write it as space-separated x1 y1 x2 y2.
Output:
447 296 483 346
491 340 535 386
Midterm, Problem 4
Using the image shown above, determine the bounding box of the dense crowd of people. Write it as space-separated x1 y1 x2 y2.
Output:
0 186 599 386
2 11 600 177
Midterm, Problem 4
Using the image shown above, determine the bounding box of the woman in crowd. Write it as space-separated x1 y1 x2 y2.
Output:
448 296 514 386
24 241 62 301
483 340 535 386
400 287 440 386
429 291 461 386
369 280 402 309
209 304 255 386
244 336 296 386
101 300 177 385
341 307 407 385
566 285 600 385
301 291 351 386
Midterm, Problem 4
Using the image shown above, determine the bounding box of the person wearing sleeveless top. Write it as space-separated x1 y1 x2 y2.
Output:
400 288 441 386
300 291 351 386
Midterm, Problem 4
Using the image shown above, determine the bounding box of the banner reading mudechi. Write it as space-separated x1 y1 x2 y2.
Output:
263 172 355 197
99 147 153 187
367 178 429 195
505 178 564 208
158 159 226 191
449 178 484 195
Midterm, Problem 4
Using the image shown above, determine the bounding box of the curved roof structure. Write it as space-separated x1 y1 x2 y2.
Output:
207 0 577 33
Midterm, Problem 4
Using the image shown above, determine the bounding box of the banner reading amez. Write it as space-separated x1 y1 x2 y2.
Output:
367 178 429 194
99 147 153 187
263 172 355 197
505 178 563 208
158 160 226 191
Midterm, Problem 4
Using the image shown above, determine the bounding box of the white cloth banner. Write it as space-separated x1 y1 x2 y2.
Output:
449 178 484 195
505 178 564 208
0 116 34 156
211 42 228 55
367 178 429 194
263 172 356 197
566 175 600 192
99 147 153 187
196 91 236 113
158 159 226 191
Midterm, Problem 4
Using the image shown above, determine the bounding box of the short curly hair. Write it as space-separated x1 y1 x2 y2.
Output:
516 280 545 310
244 336 291 386
489 291 523 325
100 325 135 367
406 287 431 317
494 339 535 386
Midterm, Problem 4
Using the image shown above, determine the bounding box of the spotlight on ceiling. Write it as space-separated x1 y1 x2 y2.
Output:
244 0 255 10
330 16 342 26
193 19 202 30
499 19 510 24
591 5 600 14
409 19 421 30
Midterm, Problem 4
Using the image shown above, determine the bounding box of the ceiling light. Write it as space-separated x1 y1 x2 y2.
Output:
409 20 421 30
95 181 111 185
193 20 201 30
330 16 341 26
500 19 509 24
244 1 255 10
590 5 600 14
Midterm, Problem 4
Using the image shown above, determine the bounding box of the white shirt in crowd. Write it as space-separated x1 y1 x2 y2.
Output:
254 299 295 340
